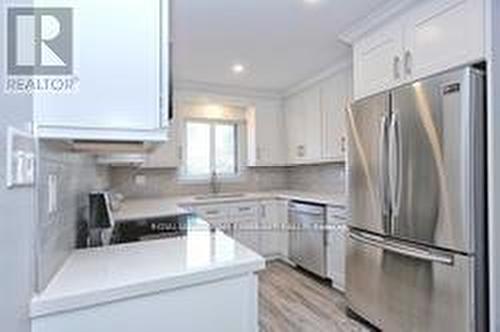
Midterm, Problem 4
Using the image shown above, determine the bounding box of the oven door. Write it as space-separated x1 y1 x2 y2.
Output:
346 230 475 332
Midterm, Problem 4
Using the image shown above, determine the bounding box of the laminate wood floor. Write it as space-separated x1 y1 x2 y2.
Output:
258 261 371 332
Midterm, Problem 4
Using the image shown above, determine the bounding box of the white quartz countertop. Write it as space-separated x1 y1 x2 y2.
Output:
113 190 346 222
32 190 342 318
31 217 265 318
113 198 191 222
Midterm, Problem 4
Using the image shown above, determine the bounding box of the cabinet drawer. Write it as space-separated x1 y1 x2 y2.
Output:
194 205 228 220
228 203 259 218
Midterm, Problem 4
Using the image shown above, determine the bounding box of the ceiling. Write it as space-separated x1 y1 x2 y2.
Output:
172 0 390 93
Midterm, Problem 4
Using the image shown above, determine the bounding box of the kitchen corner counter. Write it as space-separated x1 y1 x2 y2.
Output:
31 217 265 319
112 191 345 223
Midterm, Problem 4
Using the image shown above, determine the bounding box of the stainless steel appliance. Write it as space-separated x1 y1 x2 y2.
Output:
289 201 327 278
346 66 487 332
87 191 115 247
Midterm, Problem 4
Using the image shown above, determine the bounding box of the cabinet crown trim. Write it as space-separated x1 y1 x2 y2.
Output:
339 0 419 44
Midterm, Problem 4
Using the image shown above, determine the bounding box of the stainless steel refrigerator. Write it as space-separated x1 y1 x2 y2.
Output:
346 66 487 332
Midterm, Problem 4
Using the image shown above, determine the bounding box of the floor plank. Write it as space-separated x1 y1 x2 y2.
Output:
258 261 371 332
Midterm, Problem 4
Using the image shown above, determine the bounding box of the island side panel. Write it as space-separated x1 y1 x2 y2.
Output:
32 274 259 332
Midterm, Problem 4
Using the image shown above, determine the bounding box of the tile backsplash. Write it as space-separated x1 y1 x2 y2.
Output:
36 141 109 291
287 162 346 195
109 162 345 199
110 167 289 198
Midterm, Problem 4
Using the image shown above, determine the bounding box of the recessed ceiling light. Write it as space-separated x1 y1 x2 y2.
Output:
232 63 245 74
304 0 321 4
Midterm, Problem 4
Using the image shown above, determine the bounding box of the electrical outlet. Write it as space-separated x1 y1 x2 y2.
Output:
134 174 147 186
6 127 35 189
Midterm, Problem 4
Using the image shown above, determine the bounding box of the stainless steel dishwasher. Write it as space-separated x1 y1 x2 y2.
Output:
289 201 327 278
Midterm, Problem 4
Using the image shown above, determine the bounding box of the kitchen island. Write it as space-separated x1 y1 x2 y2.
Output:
31 216 265 332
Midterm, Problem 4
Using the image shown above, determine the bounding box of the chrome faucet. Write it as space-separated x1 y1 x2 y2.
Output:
210 171 220 195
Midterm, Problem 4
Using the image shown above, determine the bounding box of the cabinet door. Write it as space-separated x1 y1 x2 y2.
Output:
353 19 404 100
321 68 352 161
233 216 261 253
230 202 261 253
327 224 347 292
34 0 166 139
247 100 285 167
259 201 280 257
302 86 322 162
259 200 289 258
285 95 305 164
404 0 485 81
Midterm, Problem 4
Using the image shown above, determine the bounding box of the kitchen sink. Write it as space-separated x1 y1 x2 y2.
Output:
194 193 247 200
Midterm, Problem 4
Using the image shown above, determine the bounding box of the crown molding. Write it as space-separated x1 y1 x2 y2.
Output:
283 58 353 98
174 80 282 101
339 0 419 44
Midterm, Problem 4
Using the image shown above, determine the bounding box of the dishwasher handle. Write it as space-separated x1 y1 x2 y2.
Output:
289 202 326 217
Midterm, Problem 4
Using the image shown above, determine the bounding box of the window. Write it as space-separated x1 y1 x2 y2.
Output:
183 120 239 179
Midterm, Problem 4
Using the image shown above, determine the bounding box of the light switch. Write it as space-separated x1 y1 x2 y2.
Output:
48 174 58 214
6 127 35 189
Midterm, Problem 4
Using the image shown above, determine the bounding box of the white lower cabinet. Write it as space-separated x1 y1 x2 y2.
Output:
190 200 289 259
190 205 232 235
230 202 261 254
259 200 289 258
326 207 348 292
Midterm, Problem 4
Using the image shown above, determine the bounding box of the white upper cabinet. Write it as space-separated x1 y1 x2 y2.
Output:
353 20 404 100
352 0 485 100
247 100 286 167
302 86 323 162
404 0 485 81
285 94 306 164
285 68 351 165
285 87 322 164
34 0 170 141
321 68 352 161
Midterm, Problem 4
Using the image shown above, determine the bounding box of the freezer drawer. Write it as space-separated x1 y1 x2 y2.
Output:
346 230 475 332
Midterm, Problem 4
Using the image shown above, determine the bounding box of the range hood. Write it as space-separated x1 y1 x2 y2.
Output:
70 141 152 166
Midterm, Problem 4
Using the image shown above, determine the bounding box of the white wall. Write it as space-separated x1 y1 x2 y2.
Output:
0 2 36 331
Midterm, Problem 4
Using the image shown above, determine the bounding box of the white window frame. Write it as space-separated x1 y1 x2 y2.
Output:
180 118 242 182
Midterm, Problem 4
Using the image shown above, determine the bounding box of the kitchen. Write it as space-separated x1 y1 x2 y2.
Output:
0 0 499 332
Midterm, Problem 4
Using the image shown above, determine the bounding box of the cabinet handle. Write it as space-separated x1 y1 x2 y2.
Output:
177 146 183 161
297 145 305 158
256 147 261 161
404 50 412 77
238 207 252 212
340 137 346 153
261 205 266 219
393 55 401 80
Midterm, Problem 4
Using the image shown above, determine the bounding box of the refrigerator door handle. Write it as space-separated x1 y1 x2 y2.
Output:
378 114 390 232
388 111 402 233
349 231 454 265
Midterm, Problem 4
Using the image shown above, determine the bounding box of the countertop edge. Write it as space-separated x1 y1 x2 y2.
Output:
30 256 265 319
